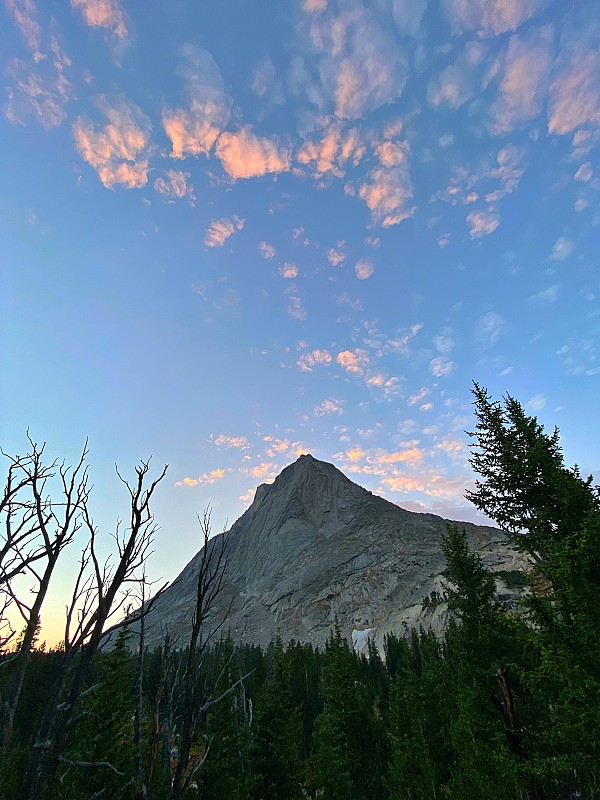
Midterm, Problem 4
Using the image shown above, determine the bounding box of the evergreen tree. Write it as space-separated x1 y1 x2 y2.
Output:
467 385 600 796
198 637 252 800
251 638 304 800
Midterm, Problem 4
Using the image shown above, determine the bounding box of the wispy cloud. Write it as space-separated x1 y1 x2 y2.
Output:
478 312 506 344
466 208 500 238
72 95 151 188
442 0 546 37
297 349 332 371
427 49 479 110
528 285 559 303
6 0 42 55
258 241 276 259
429 357 454 377
392 0 427 36
548 51 600 135
574 162 593 182
526 394 546 412
216 126 291 180
71 0 128 39
314 397 343 415
212 434 251 449
163 45 231 159
154 169 195 202
549 236 573 261
407 387 430 406
489 30 553 134
204 215 245 247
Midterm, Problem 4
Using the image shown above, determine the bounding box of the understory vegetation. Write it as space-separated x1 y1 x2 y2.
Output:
2 386 599 799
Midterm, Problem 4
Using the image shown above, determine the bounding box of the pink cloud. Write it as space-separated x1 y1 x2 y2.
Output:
71 0 128 39
213 434 251 450
297 349 332 371
280 263 299 279
304 0 327 11
154 169 195 202
442 0 546 38
306 1 408 120
176 468 226 487
548 51 600 135
296 123 365 178
466 208 500 238
287 292 307 320
72 95 151 188
358 163 414 227
6 0 42 54
355 259 374 280
337 348 370 375
314 398 343 416
163 46 231 159
216 126 291 180
204 216 245 248
258 241 276 259
327 247 346 266
489 32 553 133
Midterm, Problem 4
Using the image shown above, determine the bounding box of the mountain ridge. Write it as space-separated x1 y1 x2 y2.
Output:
137 454 529 651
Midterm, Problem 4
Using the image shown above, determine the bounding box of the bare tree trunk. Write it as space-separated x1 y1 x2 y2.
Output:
17 460 167 800
170 512 233 800
1 440 89 751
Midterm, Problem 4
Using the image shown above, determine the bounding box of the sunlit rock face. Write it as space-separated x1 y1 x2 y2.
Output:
140 455 529 652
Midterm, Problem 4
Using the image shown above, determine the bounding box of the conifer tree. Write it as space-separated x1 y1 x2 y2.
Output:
251 638 304 800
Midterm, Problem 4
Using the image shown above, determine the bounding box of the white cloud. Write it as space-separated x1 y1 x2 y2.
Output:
528 285 559 303
478 312 506 344
526 394 546 411
429 357 454 377
549 236 573 261
466 208 500 238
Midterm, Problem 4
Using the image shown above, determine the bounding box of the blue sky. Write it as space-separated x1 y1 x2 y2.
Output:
2 0 599 641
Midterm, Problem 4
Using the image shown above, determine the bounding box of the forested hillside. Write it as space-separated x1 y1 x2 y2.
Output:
2 388 599 799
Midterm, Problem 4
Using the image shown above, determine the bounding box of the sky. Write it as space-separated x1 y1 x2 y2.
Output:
1 0 599 643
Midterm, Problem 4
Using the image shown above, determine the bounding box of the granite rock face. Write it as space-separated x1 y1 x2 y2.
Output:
140 455 528 651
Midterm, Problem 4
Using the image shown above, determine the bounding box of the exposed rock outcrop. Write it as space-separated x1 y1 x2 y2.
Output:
138 455 528 651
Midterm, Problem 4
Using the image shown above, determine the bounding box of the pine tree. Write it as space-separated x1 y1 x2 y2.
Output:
251 638 304 800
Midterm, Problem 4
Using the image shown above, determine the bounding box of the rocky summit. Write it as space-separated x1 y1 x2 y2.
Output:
139 455 529 652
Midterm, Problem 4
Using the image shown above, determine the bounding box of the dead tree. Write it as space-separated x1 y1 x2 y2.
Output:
16 459 168 800
169 510 239 800
1 437 89 750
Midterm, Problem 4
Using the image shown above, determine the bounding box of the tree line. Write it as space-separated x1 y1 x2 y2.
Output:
1 385 599 799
